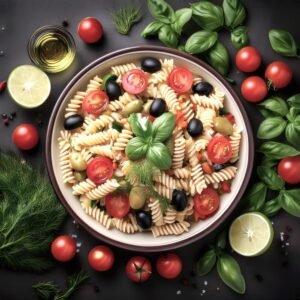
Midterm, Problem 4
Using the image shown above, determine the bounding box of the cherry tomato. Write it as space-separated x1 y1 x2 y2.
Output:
278 156 300 184
122 69 148 94
105 193 130 218
156 253 183 279
241 76 268 103
235 46 262 72
220 181 231 193
126 256 152 283
51 235 76 262
207 136 232 164
265 61 293 89
82 90 109 115
194 188 220 219
168 67 193 94
88 245 114 271
86 156 113 185
12 124 39 150
78 17 103 43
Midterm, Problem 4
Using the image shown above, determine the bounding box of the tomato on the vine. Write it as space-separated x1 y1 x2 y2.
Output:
78 17 103 43
122 69 148 94
168 67 193 94
277 156 300 184
105 193 130 218
235 46 262 72
82 90 109 115
156 253 183 279
88 245 114 271
12 124 39 150
207 136 232 164
241 76 268 103
126 256 152 283
51 235 76 262
86 156 113 185
265 61 293 89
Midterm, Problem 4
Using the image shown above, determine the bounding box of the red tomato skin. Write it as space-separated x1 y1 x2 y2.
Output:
168 67 193 94
194 188 220 218
78 17 103 43
122 69 148 94
86 156 113 185
278 156 300 184
235 46 262 72
126 256 152 283
224 114 236 125
265 61 293 89
220 181 231 193
12 124 39 150
241 76 268 103
156 253 183 279
51 235 76 262
88 245 114 271
82 90 109 115
105 193 130 218
207 136 232 164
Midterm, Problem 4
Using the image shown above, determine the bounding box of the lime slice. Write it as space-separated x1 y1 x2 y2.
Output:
229 212 274 257
7 65 51 108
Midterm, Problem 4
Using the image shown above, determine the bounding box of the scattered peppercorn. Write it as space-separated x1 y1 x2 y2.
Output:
62 19 69 27
3 118 9 126
0 80 6 92
11 112 16 117
255 273 264 282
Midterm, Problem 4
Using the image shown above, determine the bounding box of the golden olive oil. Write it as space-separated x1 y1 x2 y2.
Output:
28 26 76 73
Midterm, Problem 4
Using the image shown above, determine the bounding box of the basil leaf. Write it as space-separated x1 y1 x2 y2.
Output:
128 113 152 138
196 249 217 276
285 122 300 150
141 21 164 37
152 112 176 142
171 8 192 35
258 141 300 159
287 93 300 109
147 0 175 24
268 29 297 57
257 166 284 191
217 253 246 294
231 26 249 49
258 108 278 119
125 137 149 160
216 231 227 249
185 30 218 54
191 1 224 31
177 44 186 52
258 96 288 117
261 197 281 217
243 182 267 212
158 25 179 48
205 41 230 76
223 0 246 30
257 117 287 139
279 189 300 217
288 107 300 120
261 156 277 168
147 143 172 170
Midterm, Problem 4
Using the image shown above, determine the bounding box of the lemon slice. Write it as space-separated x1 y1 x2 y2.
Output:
229 212 274 257
7 65 51 108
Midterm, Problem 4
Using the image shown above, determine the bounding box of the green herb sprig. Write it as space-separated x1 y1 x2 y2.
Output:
0 152 66 272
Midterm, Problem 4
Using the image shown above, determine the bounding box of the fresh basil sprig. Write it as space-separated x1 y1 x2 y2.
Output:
171 8 192 35
258 96 289 117
147 0 175 24
258 141 300 159
185 30 218 54
257 166 285 191
223 0 246 30
243 182 267 212
231 25 249 48
279 189 300 217
196 248 217 276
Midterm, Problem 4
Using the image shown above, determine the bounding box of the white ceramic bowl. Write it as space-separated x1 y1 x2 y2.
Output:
46 46 254 251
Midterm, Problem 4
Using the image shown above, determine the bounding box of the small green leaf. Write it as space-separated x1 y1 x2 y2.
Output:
125 137 148 160
147 143 172 170
231 26 249 49
288 107 300 120
243 182 267 212
152 112 176 142
141 21 164 37
269 29 297 57
287 93 300 109
223 0 246 30
185 30 218 54
258 108 278 119
285 121 300 150
205 41 230 76
191 1 224 31
261 197 281 217
279 189 300 217
196 249 217 276
158 25 179 48
172 8 192 35
147 0 175 24
257 166 285 191
128 113 152 138
261 156 277 168
257 117 287 139
258 141 300 159
217 253 246 294
258 96 289 117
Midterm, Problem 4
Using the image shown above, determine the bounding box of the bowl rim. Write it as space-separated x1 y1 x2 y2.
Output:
45 45 254 252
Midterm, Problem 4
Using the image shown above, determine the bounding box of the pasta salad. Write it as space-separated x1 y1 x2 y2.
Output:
58 57 242 237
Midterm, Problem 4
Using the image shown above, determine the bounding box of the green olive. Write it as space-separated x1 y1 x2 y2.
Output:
129 186 147 209
165 136 174 156
122 100 144 116
213 116 233 135
74 171 87 181
69 151 87 171
142 100 154 114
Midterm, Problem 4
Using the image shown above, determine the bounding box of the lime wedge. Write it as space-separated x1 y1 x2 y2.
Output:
7 65 51 108
229 212 274 257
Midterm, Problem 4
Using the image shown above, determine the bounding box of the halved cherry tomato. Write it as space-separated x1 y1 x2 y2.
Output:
224 114 236 125
220 181 231 193
86 156 113 185
105 193 130 218
82 90 109 115
168 67 193 94
202 162 213 174
207 136 232 164
194 188 220 219
122 69 148 94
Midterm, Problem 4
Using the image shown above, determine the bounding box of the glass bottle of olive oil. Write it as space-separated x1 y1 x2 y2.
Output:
28 25 76 73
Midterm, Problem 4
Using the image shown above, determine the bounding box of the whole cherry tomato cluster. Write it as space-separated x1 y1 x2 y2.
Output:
51 235 183 282
236 46 293 103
